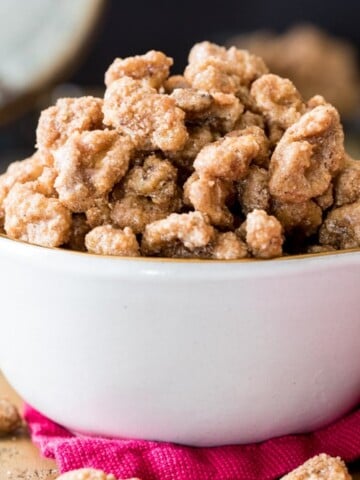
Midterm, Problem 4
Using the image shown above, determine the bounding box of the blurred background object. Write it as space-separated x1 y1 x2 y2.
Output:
229 24 360 118
1 0 360 170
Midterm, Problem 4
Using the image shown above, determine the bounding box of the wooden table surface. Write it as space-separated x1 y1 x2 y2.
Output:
1 371 359 480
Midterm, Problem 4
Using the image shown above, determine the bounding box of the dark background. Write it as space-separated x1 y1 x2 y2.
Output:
72 0 360 85
1 0 360 167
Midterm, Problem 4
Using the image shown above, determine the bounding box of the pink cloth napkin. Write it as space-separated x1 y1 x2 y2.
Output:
24 404 360 480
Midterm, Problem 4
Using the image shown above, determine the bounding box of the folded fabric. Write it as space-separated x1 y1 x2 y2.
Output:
24 404 360 480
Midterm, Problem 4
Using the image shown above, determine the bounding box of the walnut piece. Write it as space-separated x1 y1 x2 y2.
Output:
269 105 345 203
245 209 283 258
103 77 188 151
184 41 268 93
184 173 234 228
105 50 173 89
36 97 103 151
194 126 269 181
320 201 360 249
280 454 351 480
85 225 139 256
0 399 22 436
54 130 134 212
142 211 215 255
4 182 71 247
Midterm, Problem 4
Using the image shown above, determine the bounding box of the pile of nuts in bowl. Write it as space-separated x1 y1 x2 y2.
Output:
0 42 359 259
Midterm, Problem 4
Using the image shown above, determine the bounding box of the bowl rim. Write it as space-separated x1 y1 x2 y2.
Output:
1 232 360 264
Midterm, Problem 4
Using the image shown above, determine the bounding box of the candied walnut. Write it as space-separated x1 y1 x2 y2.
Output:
105 50 172 89
123 155 179 207
269 105 345 203
171 88 243 133
111 195 174 234
167 125 214 172
272 199 322 236
307 244 336 254
234 110 265 131
280 454 351 480
4 182 71 247
142 211 215 255
0 399 22 436
56 468 119 480
164 75 191 92
251 74 305 133
319 201 360 249
54 130 133 212
212 231 248 259
85 225 139 256
245 209 283 258
0 153 45 226
103 77 188 151
334 157 360 207
237 165 270 215
184 173 234 228
36 97 103 151
86 198 112 228
184 41 268 93
66 214 90 251
194 126 269 180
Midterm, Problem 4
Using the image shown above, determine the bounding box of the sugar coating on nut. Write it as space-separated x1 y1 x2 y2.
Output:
85 225 139 256
0 153 45 225
0 399 22 436
320 201 360 249
246 209 283 258
280 453 351 480
185 41 268 93
36 97 103 151
184 173 234 228
212 232 248 260
54 130 134 212
194 126 269 181
4 182 71 247
105 50 173 89
251 74 305 132
103 77 188 151
269 105 345 203
142 211 215 255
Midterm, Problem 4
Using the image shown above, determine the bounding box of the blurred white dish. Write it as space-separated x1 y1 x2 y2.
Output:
0 234 359 446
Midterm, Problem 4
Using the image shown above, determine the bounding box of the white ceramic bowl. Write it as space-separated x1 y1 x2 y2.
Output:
0 234 360 447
